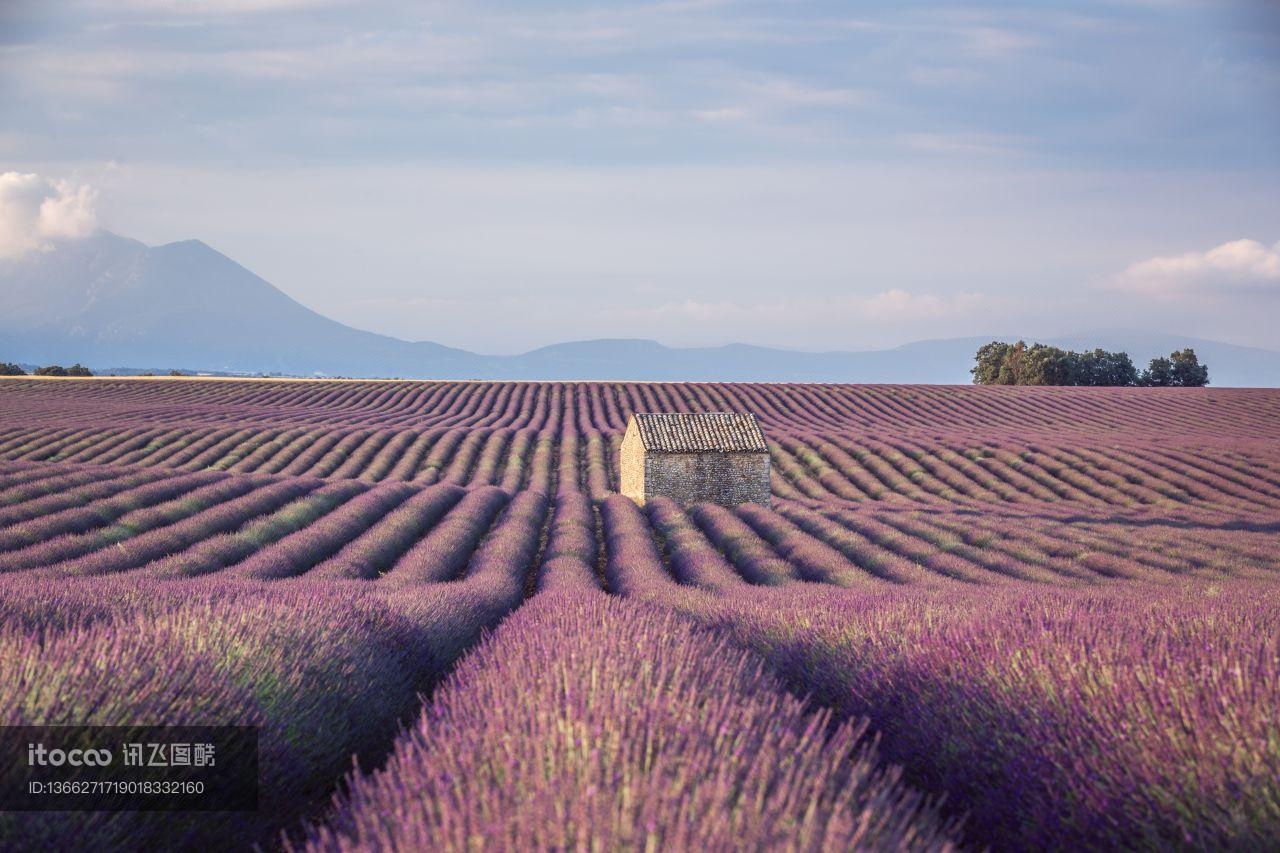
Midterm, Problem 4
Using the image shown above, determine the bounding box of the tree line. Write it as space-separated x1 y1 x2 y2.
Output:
972 342 1209 387
1 363 94 377
1 362 202 377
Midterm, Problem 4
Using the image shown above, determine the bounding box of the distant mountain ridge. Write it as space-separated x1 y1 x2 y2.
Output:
2 231 1277 386
0 231 479 377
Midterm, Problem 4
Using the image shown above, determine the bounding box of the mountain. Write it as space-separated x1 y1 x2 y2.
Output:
2 232 1278 385
504 338 979 383
512 334 1280 385
0 231 485 377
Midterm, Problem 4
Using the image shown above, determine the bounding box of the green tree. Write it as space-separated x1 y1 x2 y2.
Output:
1072 349 1102 385
65 363 93 377
974 341 1150 387
1074 349 1138 387
1025 344 1074 385
0 362 26 376
34 365 68 377
1102 351 1139 387
971 341 1014 385
1141 356 1174 387
994 340 1031 385
1140 349 1209 387
1169 348 1209 387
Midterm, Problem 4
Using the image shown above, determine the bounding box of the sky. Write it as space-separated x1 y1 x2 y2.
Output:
1 0 1279 354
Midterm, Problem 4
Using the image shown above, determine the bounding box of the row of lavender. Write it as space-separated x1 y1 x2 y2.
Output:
1 460 1276 586
0 489 963 851
0 485 550 849
282 495 1279 851
288 489 957 850
593 493 1280 850
6 549 1273 851
296 591 957 851
4 419 1280 511
5 378 1279 439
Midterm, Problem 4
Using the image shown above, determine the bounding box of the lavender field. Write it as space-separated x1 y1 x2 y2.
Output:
1 377 1277 851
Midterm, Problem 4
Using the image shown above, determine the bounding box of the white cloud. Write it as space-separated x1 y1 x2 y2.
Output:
743 78 869 108
1116 238 1280 294
958 26 1039 59
864 288 984 319
0 172 98 259
692 107 750 123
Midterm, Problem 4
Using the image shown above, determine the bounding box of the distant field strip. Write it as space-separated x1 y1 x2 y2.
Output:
4 378 1279 436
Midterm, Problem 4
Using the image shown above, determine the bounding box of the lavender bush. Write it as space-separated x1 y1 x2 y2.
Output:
295 592 958 852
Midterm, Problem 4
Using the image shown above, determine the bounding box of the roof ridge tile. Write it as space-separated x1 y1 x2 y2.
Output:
630 412 768 453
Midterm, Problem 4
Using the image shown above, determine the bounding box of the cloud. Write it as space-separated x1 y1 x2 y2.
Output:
743 78 869 108
958 26 1039 59
899 132 1023 157
587 288 990 351
864 288 984 319
692 107 750 123
1116 238 1280 294
0 173 99 259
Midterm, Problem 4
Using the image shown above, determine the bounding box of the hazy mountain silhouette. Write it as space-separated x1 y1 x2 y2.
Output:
2 232 1277 385
0 231 482 377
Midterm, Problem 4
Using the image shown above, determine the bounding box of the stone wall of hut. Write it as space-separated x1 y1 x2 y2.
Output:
621 446 770 507
619 426 646 504
645 451 770 507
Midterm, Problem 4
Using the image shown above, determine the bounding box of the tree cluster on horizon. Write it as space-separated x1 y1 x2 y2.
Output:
972 342 1209 387
1 362 95 377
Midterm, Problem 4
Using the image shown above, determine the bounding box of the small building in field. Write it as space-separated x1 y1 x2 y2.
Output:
620 412 770 507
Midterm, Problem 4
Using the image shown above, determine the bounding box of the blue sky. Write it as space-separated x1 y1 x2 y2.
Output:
2 0 1278 353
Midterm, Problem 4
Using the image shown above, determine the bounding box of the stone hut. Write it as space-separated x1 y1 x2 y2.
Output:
620 412 771 507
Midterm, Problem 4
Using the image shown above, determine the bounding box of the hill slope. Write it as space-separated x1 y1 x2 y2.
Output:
0 231 484 376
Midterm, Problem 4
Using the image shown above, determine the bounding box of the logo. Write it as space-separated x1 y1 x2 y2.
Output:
27 744 113 767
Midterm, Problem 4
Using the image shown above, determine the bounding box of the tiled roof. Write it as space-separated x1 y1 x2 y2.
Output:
630 412 768 453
